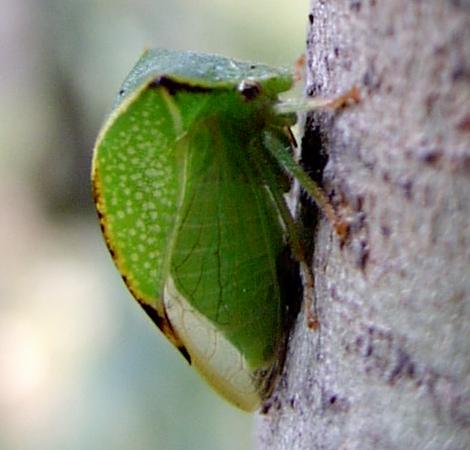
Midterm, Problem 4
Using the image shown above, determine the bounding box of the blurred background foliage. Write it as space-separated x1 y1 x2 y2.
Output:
0 0 307 448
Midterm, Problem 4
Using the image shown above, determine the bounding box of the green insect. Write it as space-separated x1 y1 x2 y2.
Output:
92 49 348 411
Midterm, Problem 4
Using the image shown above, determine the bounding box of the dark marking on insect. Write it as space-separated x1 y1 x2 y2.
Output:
149 76 212 95
91 176 101 207
177 345 192 364
120 274 134 293
92 174 119 261
237 79 262 101
308 13 314 24
138 300 192 365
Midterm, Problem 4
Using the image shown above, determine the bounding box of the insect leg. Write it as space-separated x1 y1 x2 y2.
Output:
274 86 360 115
249 135 319 329
263 131 348 242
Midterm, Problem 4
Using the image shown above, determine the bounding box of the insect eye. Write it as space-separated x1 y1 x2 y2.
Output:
238 79 261 101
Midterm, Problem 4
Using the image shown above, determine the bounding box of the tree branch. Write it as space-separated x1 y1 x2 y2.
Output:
257 1 470 449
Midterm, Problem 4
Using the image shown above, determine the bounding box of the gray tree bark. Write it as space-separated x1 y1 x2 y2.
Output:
257 1 470 449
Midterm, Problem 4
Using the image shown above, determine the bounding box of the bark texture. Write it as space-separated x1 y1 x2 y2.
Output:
257 1 470 449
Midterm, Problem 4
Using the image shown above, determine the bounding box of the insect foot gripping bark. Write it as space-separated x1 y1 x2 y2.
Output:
92 49 355 411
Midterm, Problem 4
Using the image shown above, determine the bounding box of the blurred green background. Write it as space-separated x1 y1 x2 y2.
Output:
0 0 307 449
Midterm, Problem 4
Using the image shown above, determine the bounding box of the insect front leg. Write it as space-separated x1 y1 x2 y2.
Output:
264 131 349 242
